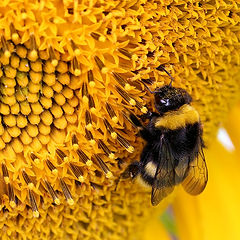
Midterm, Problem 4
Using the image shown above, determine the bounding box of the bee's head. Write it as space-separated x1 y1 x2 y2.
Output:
154 85 192 114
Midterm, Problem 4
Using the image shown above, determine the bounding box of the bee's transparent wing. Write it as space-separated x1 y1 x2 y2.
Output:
181 145 208 195
151 139 175 206
174 156 189 185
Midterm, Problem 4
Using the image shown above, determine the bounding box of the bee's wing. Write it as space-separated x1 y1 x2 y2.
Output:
174 156 189 184
181 145 208 195
151 139 175 206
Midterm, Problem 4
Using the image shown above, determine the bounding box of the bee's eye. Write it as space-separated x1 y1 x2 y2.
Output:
160 99 170 106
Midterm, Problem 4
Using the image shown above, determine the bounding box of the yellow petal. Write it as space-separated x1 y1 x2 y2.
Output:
143 215 171 240
225 103 240 154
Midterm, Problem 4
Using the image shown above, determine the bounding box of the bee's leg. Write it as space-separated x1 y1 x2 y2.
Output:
138 111 159 122
129 113 143 127
115 162 140 191
138 111 152 122
129 113 153 141
121 161 140 179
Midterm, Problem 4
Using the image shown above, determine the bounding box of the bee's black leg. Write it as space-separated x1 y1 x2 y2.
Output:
138 111 159 122
138 112 152 122
130 113 153 141
121 161 140 179
115 161 140 191
129 113 143 127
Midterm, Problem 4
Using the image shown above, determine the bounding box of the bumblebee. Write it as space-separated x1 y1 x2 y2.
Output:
123 66 208 206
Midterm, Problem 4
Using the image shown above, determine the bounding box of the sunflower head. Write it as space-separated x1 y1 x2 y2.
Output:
0 0 240 239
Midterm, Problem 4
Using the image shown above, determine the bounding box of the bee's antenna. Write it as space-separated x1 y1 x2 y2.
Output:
141 81 155 94
156 65 174 87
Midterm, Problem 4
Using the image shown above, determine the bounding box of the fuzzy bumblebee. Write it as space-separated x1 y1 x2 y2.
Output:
123 66 208 206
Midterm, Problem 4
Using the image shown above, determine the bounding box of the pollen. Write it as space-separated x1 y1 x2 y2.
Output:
0 1 240 240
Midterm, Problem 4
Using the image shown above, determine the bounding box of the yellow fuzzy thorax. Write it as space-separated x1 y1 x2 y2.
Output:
0 0 239 240
155 104 200 130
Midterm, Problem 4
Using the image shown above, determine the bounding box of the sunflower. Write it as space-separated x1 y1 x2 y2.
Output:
0 1 240 240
